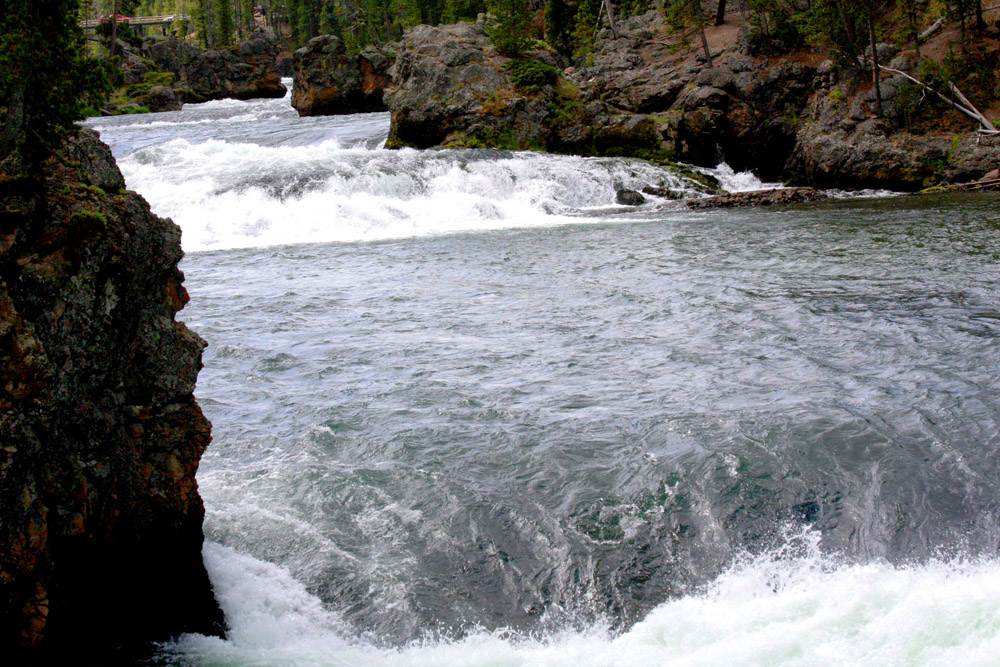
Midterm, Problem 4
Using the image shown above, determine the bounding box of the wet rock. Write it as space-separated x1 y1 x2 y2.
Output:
291 35 394 116
0 129 223 661
687 187 828 208
616 188 646 205
147 85 180 112
642 185 683 199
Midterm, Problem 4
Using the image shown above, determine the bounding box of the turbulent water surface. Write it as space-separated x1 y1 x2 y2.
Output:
85 84 1000 666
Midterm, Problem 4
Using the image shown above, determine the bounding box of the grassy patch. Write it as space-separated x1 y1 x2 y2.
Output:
69 209 109 229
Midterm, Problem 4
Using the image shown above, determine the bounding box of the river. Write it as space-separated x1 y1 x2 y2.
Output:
84 83 1000 666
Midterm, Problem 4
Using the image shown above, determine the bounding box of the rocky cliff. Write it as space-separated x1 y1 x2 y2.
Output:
381 20 666 159
142 27 286 104
291 35 393 116
567 11 998 189
293 12 996 190
0 129 223 662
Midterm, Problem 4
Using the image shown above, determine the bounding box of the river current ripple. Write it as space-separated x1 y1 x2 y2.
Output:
86 89 1000 665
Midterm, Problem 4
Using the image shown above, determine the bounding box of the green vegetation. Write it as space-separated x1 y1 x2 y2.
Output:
1 0 113 176
504 57 559 91
70 209 110 228
487 0 535 55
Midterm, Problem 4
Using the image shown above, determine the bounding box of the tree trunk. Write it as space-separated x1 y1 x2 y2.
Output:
692 0 713 67
110 0 119 57
715 0 726 26
0 82 25 174
866 5 882 117
603 0 618 38
975 0 985 29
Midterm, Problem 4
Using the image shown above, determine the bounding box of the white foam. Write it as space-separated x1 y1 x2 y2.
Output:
119 140 706 252
166 531 1000 666
702 163 784 193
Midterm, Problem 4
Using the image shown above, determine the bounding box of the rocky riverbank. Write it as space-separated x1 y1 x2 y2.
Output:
0 129 223 662
290 11 998 191
108 27 286 114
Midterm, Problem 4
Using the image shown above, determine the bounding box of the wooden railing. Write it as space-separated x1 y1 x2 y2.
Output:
80 14 190 30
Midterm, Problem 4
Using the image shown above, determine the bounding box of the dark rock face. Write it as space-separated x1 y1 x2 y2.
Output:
574 12 817 181
0 129 224 662
144 28 286 103
143 36 202 77
788 73 1000 190
383 21 660 157
185 28 287 102
292 35 393 116
575 11 999 190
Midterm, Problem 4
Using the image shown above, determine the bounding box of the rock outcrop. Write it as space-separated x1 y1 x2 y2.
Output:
570 11 999 189
383 20 661 158
0 129 223 662
573 11 819 180
143 28 286 104
292 35 393 116
788 67 999 190
288 13 998 190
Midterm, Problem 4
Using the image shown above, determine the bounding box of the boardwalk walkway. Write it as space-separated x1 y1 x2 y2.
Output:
80 14 190 32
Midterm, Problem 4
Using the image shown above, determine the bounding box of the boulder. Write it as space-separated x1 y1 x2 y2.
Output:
687 187 828 209
616 188 646 205
291 35 393 116
147 85 181 112
143 28 286 103
185 28 286 102
383 21 663 159
0 129 223 661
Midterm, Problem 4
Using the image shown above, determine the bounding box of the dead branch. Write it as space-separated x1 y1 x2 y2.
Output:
919 18 944 40
879 65 999 135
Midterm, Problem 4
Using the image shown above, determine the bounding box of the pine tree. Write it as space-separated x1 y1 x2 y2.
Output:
544 0 573 57
572 0 597 63
1 0 112 176
487 0 533 55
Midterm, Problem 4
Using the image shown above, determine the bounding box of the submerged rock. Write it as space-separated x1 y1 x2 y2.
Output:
0 129 223 661
616 188 646 206
687 187 829 209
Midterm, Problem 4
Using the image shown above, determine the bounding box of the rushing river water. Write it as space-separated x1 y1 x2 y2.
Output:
84 84 1000 666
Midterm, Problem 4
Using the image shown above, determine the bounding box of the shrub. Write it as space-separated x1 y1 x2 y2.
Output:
504 57 559 92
